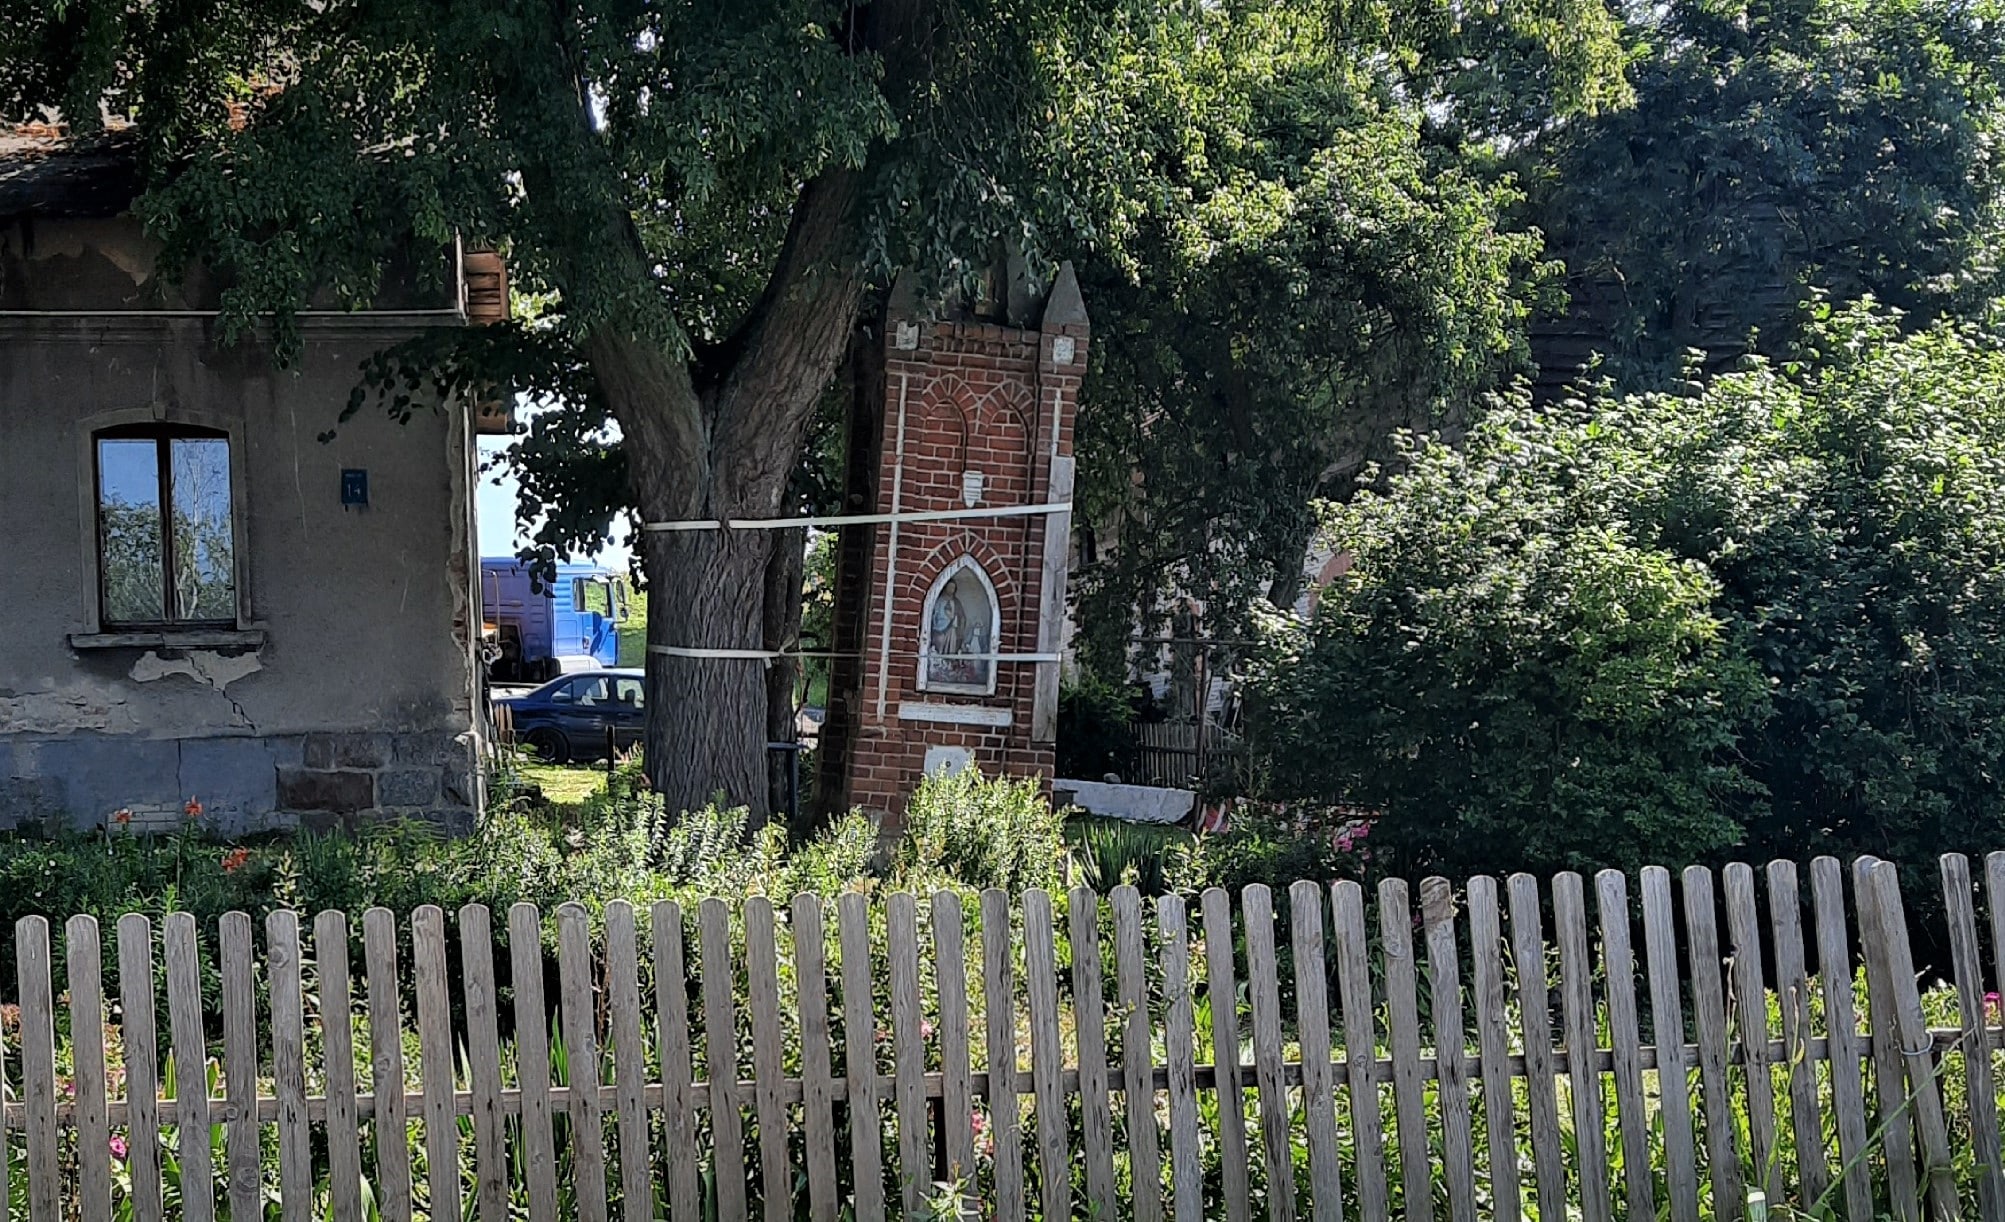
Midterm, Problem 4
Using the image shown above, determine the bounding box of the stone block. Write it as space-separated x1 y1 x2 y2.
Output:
176 737 280 831
376 768 439 808
277 768 376 813
303 733 390 770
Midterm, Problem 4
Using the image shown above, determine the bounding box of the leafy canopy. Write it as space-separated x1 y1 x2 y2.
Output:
1251 301 2005 884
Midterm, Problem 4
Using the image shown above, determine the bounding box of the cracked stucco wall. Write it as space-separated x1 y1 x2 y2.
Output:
0 216 482 830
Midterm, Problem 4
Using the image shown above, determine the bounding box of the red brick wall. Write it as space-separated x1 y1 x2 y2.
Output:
839 312 1087 821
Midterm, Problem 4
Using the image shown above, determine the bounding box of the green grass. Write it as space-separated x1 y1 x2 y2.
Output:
518 761 611 809
616 589 648 667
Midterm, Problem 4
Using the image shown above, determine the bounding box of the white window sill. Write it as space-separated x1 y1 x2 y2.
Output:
69 628 266 651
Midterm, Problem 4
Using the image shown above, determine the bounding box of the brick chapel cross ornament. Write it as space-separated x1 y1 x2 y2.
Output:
815 263 1089 821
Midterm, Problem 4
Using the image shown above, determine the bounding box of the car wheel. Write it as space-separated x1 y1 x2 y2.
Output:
523 727 571 765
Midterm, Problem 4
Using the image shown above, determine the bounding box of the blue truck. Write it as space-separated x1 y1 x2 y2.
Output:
481 558 629 683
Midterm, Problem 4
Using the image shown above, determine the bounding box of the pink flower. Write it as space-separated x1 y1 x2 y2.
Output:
108 1136 128 1161
970 1110 988 1135
1986 991 2001 1019
920 1019 936 1041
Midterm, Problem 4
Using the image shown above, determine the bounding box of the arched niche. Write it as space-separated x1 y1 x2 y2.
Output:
919 556 1001 695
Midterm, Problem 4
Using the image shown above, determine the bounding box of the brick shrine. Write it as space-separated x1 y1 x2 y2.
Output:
814 265 1088 821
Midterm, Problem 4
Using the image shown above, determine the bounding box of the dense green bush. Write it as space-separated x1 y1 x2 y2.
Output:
1250 302 2005 887
0 759 1074 1001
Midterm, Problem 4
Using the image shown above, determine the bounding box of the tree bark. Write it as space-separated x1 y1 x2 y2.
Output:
579 169 869 819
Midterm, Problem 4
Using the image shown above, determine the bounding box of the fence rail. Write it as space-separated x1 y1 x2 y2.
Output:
7 852 2005 1221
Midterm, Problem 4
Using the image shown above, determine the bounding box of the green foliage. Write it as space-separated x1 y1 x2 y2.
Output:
1066 816 1186 896
1055 673 1136 780
1525 0 2005 392
1249 301 2005 887
894 768 1071 895
1065 0 1599 657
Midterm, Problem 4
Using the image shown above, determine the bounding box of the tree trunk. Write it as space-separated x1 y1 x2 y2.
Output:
762 526 807 823
639 527 775 819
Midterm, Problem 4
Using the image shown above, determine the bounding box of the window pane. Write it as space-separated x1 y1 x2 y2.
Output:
98 438 164 623
615 678 645 708
170 438 235 621
574 677 610 705
579 579 612 616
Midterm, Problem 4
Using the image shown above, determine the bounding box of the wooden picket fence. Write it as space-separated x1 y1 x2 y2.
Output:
6 851 2005 1221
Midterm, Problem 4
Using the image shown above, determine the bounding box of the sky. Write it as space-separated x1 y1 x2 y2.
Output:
476 435 633 569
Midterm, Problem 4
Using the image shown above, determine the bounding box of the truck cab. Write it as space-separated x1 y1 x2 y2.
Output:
481 559 628 683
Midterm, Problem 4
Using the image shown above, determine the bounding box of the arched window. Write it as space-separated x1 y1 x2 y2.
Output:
919 557 1001 695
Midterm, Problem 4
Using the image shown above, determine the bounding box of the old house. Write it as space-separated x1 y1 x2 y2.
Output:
0 128 499 832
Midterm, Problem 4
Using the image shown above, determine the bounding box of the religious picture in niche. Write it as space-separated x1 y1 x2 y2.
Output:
924 560 998 692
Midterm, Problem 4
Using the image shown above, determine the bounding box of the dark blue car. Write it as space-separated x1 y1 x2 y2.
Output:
493 668 645 763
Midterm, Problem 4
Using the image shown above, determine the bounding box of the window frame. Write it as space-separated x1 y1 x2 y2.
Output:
91 422 240 631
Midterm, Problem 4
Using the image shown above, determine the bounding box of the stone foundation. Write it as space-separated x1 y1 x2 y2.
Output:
0 729 480 834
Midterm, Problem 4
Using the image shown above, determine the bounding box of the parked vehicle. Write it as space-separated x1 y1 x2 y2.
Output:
491 669 645 763
481 558 628 682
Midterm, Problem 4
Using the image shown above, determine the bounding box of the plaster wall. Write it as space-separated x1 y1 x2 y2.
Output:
0 218 481 831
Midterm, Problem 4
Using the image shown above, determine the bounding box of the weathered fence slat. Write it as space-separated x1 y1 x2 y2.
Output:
1333 880 1390 1222
1554 873 1613 1222
745 897 792 1222
413 905 464 1222
1288 880 1345 1222
981 888 1026 1222
700 897 747 1222
1810 858 1875 1222
889 891 930 1218
265 910 312 1211
1682 866 1744 1221
18 917 57 1221
219 910 261 1220
605 901 655 1222
362 907 414 1222
1466 876 1522 1222
1242 884 1295 1222
1 853 2001 1219
1641 867 1700 1222
1379 878 1433 1222
1202 887 1254 1222
1026 888 1073 1222
653 900 702 1222
1113 885 1166 1222
1159 893 1204 1222
1069 886 1118 1219
460 904 511 1222
316 910 364 1222
559 902 611 1222
936 891 977 1192
68 914 111 1222
1724 863 1780 1202
511 902 561 1222
840 892 888 1222
1854 856 1922 1222
1861 861 1961 1221
1507 873 1566 1222
116 914 163 1222
1421 877 1476 1222
795 896 841 1222
1768 861 1829 1206
1595 870 1654 1222
1941 855 2005 1222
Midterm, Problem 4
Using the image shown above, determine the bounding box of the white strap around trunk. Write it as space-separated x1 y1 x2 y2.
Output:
642 501 1072 533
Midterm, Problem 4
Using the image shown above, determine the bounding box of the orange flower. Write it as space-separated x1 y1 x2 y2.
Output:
112 809 132 826
221 848 251 874
183 798 204 819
